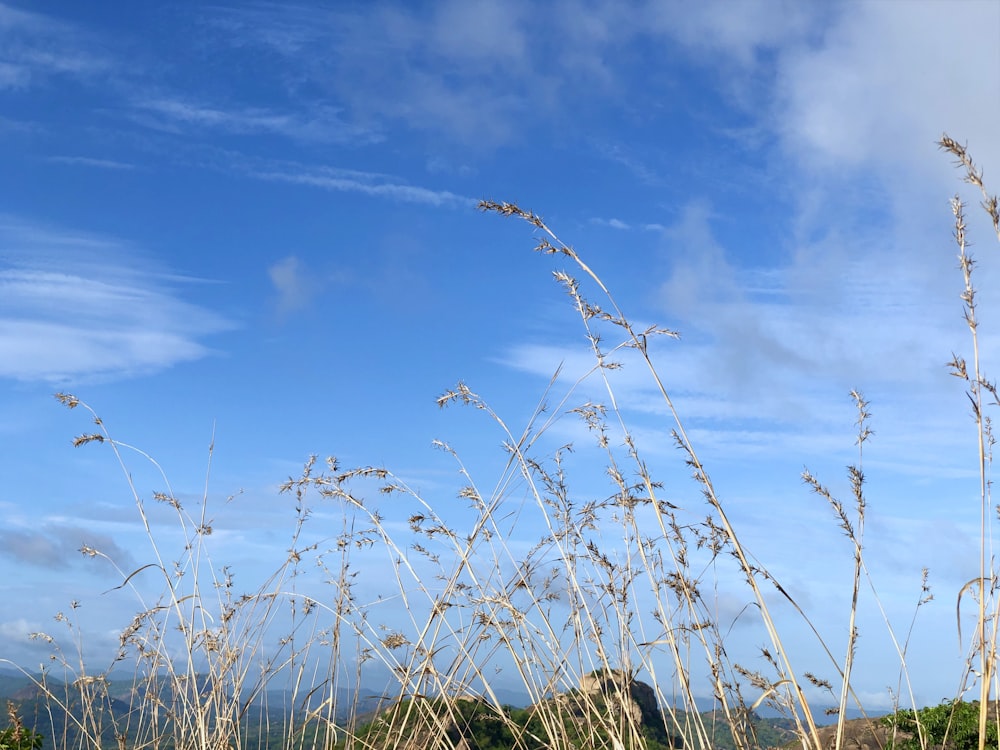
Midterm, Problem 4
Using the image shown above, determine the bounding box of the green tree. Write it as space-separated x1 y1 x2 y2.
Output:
0 702 43 750
883 700 999 750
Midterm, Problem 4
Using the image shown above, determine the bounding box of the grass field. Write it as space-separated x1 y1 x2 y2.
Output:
4 136 1000 750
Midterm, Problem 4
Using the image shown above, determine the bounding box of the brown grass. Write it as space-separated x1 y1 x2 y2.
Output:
1 135 998 750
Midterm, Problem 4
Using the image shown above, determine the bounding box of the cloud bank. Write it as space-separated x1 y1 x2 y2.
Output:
0 216 234 383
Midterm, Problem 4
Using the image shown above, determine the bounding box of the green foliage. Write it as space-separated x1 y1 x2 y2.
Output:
339 698 540 750
707 713 798 750
0 703 43 750
882 700 999 750
334 693 682 750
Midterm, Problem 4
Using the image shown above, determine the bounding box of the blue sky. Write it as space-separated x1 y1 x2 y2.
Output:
2 0 1000 714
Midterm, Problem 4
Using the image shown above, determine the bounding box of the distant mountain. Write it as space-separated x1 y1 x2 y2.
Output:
0 674 48 701
0 668 886 750
332 670 808 750
699 700 868 725
0 670 396 750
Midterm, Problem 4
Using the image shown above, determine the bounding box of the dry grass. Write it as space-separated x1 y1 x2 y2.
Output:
2 135 999 750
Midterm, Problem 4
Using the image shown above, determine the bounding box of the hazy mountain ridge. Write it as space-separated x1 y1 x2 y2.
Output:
0 669 881 750
0 670 386 750
325 672 865 750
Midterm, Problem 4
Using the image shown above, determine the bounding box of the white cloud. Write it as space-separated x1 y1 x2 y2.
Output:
0 2 109 89
590 140 664 186
268 256 316 316
0 216 234 383
197 2 545 143
46 155 134 170
252 164 476 208
429 0 529 65
641 0 818 66
0 617 42 643
589 217 631 230
132 97 380 144
774 1 1000 176
0 522 137 571
193 2 813 146
425 155 476 177
498 186 980 484
659 201 963 391
0 60 27 88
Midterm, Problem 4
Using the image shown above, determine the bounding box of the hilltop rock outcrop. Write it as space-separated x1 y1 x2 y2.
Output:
572 668 659 726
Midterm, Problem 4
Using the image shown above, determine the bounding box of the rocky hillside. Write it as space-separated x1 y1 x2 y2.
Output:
811 717 890 750
337 670 819 750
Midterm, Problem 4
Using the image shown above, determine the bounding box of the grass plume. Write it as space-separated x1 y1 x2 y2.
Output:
2 137 999 750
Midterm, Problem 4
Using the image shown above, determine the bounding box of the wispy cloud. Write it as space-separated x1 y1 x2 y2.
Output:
250 162 476 208
644 0 817 66
0 618 47 649
45 155 135 170
199 2 540 143
0 114 33 133
773 1 1000 175
498 192 976 481
0 2 110 89
202 0 997 184
181 2 813 152
132 97 380 144
588 217 631 230
0 216 234 383
268 256 318 316
0 523 137 571
590 141 664 186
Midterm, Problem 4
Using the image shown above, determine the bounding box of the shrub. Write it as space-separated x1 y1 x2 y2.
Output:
0 703 43 750
883 700 999 750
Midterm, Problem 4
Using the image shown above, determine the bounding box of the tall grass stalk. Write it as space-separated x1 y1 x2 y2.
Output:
939 135 1000 750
